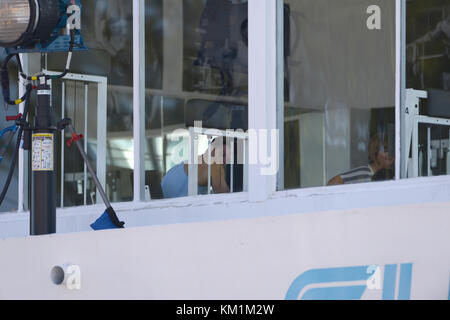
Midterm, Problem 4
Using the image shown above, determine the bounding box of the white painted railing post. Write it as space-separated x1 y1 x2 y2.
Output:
396 0 403 181
248 0 278 202
133 0 146 202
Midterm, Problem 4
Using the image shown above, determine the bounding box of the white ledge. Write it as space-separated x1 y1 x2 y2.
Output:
2 176 450 239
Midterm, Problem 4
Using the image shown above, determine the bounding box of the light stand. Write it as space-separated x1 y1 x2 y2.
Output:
0 0 124 234
30 77 57 235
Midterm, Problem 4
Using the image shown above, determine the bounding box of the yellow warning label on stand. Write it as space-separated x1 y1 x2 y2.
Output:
32 133 54 171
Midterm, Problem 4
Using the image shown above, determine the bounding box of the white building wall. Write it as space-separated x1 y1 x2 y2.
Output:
0 199 449 300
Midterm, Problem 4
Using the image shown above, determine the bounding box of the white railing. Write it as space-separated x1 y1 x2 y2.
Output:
46 71 108 207
188 126 249 196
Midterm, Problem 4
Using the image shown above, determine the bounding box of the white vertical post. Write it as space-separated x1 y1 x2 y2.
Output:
84 83 88 205
248 0 278 202
188 127 199 196
276 0 285 191
17 54 27 212
61 81 65 207
395 0 403 180
230 138 234 193
322 119 327 185
133 0 146 202
207 140 211 195
412 119 419 178
160 96 166 174
243 139 249 192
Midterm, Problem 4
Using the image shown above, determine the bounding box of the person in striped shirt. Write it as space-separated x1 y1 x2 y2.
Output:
327 134 394 185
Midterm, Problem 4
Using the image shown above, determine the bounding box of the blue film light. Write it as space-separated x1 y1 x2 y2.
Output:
0 0 86 54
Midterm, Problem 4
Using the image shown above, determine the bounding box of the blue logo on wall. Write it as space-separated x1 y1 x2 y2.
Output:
285 264 413 300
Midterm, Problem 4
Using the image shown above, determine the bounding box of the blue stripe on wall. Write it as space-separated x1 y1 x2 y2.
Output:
382 264 397 300
301 286 367 300
398 263 413 300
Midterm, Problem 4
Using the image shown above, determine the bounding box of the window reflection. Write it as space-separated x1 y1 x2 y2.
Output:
405 0 450 178
146 0 248 200
48 0 134 204
183 0 248 95
281 0 396 190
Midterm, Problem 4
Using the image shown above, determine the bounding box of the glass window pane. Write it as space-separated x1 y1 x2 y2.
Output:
404 0 450 178
280 0 396 190
145 0 248 200
51 81 100 207
48 0 134 204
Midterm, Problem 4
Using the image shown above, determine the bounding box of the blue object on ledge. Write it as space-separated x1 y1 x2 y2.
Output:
90 211 120 230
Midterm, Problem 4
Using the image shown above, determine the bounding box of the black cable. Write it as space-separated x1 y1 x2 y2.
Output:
1 54 28 105
16 54 23 74
69 29 75 52
47 30 76 81
0 85 32 206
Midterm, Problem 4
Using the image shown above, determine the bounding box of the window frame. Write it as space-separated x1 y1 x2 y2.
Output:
273 0 405 198
14 0 450 221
